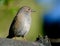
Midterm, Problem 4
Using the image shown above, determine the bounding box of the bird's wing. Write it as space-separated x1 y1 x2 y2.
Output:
8 16 17 36
9 13 24 35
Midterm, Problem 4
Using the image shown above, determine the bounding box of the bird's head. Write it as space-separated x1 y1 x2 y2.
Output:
19 6 35 15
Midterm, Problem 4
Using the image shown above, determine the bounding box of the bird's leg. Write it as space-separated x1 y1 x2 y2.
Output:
23 37 26 41
15 36 16 39
13 35 17 40
22 35 26 41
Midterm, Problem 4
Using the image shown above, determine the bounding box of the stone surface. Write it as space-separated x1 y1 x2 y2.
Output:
0 36 52 46
0 38 40 46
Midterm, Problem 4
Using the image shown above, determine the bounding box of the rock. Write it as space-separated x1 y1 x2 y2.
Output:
35 35 52 46
43 35 51 46
0 38 39 46
0 35 52 46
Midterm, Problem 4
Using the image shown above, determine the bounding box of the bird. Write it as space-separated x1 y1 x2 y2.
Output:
6 6 35 40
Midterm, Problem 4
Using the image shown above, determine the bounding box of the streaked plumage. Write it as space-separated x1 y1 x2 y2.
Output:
7 6 33 38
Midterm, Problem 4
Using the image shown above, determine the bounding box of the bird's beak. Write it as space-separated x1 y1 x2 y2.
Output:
31 10 36 12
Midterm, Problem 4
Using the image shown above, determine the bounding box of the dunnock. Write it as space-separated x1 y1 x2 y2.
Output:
7 6 35 39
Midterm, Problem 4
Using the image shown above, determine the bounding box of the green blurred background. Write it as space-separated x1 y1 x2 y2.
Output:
0 0 44 41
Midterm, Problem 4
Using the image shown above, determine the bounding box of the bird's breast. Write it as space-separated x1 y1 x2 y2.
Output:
23 15 31 31
14 15 31 36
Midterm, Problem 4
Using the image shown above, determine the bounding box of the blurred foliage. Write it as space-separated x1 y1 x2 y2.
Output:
0 0 9 6
0 0 44 41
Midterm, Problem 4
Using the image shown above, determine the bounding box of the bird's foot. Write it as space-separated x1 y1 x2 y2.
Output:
22 37 27 41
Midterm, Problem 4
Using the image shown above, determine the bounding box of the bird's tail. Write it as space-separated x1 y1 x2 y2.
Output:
6 35 14 38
